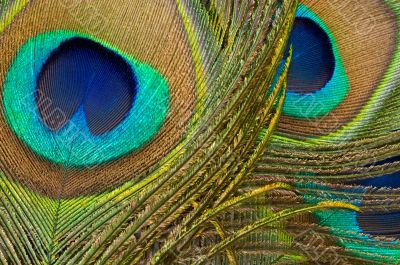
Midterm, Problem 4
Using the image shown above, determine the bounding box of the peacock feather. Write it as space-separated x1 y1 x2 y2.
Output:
255 0 400 264
0 0 398 264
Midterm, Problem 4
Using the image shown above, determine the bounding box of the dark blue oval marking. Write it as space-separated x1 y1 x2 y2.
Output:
350 156 400 188
286 17 335 94
357 212 400 240
36 37 137 135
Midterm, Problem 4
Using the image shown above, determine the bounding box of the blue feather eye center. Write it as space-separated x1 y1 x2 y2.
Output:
287 17 335 93
349 157 400 239
36 37 137 135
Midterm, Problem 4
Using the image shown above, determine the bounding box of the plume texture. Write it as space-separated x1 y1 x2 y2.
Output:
0 0 398 264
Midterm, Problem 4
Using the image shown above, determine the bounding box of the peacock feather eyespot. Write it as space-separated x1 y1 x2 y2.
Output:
3 30 169 167
0 0 197 197
282 4 349 119
277 0 398 138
